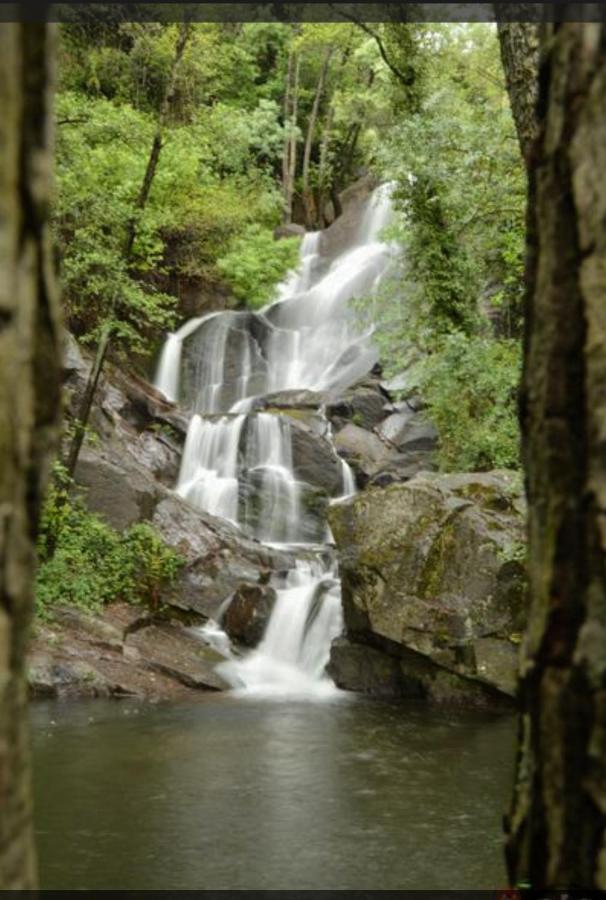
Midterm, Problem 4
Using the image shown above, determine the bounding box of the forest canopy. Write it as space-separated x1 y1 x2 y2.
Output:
54 20 525 472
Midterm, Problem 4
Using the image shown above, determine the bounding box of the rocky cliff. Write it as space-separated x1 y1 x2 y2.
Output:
327 471 526 706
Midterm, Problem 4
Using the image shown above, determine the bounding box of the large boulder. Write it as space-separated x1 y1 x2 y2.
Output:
333 423 388 482
223 582 277 647
326 375 393 432
319 174 380 261
28 604 231 699
289 418 343 496
152 493 295 620
328 471 527 705
74 446 161 530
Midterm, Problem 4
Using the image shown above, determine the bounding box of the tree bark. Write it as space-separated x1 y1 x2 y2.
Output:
496 16 540 165
505 22 606 888
282 49 294 223
0 22 62 890
282 52 300 226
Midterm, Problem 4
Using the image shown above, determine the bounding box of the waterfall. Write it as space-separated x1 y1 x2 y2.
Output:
153 314 217 403
218 560 343 698
176 414 245 525
158 183 394 696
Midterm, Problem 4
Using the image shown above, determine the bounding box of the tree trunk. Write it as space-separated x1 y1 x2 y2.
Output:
301 46 332 229
496 17 540 165
284 53 300 226
317 100 334 225
65 21 191 477
505 22 606 888
0 22 62 890
282 50 294 224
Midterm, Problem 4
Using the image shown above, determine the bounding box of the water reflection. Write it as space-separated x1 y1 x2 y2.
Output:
31 696 515 890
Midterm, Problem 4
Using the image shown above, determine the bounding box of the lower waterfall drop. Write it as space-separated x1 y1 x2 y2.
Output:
218 559 343 698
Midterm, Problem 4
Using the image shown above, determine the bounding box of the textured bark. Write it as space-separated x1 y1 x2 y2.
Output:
0 22 61 889
282 52 301 225
505 22 606 889
497 17 540 164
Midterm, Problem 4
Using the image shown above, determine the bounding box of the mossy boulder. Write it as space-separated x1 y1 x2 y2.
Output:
328 470 527 704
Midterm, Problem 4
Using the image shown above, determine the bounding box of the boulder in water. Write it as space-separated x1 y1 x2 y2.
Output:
289 418 344 496
328 471 527 705
223 582 277 647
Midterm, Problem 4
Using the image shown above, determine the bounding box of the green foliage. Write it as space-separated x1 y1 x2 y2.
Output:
376 24 526 346
415 333 521 472
36 465 183 615
217 227 300 309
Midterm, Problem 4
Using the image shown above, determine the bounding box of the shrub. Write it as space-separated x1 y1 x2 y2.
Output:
416 332 521 472
36 466 183 615
217 225 300 309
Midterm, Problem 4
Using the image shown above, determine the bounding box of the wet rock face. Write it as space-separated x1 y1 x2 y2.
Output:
28 604 230 699
151 494 295 621
328 471 527 705
223 583 277 647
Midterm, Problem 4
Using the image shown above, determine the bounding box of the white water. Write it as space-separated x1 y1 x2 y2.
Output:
218 559 343 699
156 183 394 696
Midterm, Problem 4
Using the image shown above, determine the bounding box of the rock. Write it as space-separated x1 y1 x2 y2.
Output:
27 602 235 700
126 623 229 691
289 418 343 495
326 376 392 432
327 637 411 698
111 368 190 438
152 494 295 620
250 389 328 433
328 470 527 705
63 331 87 377
319 174 380 261
376 409 416 446
28 647 112 699
274 223 306 240
381 414 438 454
74 446 160 530
333 423 388 483
223 582 277 647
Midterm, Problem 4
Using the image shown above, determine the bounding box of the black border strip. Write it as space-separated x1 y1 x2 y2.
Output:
4 2 606 23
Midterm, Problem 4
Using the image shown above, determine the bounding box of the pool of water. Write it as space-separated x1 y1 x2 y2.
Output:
31 694 516 890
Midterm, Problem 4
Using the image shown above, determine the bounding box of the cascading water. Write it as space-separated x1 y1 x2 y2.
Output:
154 183 395 696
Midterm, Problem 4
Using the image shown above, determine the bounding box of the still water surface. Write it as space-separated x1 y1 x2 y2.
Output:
31 695 515 890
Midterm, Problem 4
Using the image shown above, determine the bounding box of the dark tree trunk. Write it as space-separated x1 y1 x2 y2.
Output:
496 17 540 164
0 22 62 889
505 22 606 889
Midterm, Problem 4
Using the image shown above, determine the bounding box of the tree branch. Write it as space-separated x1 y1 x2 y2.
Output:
328 5 414 87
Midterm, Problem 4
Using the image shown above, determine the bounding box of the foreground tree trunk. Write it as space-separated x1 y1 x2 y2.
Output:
0 23 61 889
496 18 540 164
505 22 606 888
